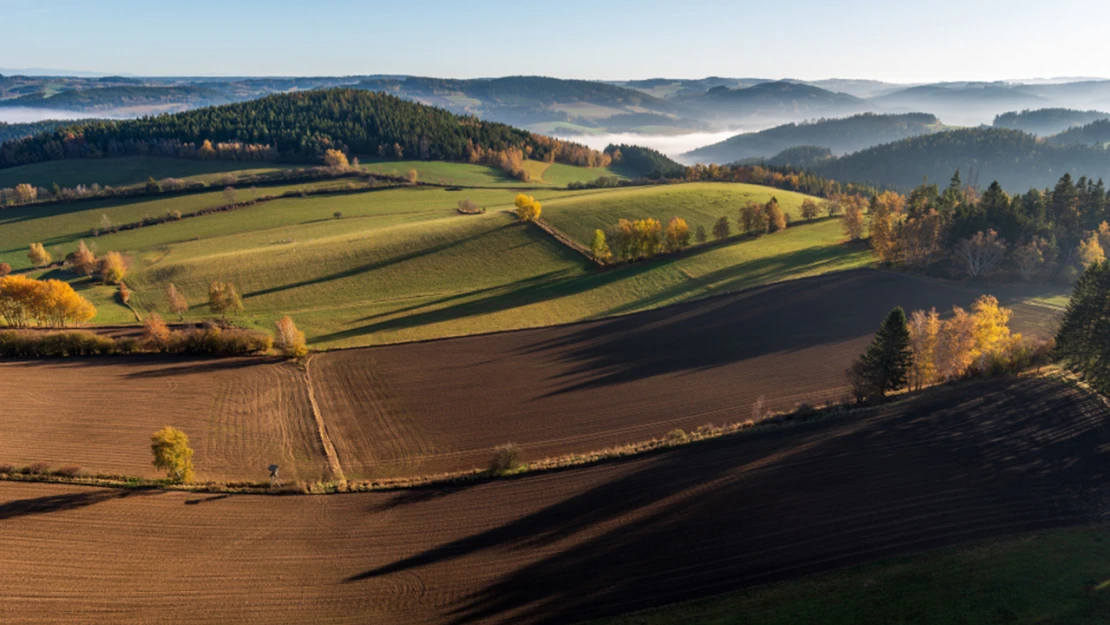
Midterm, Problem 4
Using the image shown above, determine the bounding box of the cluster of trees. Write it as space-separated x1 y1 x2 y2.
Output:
848 297 1051 402
61 241 128 285
994 108 1110 137
857 171 1110 282
604 144 686 179
1056 261 1110 395
0 89 607 171
0 119 97 145
681 162 879 200
593 217 691 262
0 275 97 328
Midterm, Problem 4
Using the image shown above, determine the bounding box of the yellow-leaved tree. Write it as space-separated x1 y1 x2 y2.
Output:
28 242 52 268
0 275 96 328
514 194 541 222
323 149 349 168
907 308 940 390
98 251 127 285
970 295 1013 368
274 316 308 359
151 426 195 483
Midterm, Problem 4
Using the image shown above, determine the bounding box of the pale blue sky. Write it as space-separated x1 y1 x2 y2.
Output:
2 0 1109 82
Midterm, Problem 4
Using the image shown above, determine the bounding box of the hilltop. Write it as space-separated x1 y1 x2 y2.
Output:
994 108 1110 136
677 80 870 127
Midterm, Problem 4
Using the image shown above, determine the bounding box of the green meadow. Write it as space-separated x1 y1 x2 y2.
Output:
0 156 294 189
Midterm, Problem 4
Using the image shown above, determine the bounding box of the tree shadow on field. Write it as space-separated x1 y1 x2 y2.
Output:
0 487 161 521
241 222 512 301
344 377 1110 625
516 269 993 397
122 356 272 379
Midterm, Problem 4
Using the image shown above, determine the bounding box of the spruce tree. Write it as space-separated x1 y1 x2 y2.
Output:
862 307 913 399
1056 261 1110 393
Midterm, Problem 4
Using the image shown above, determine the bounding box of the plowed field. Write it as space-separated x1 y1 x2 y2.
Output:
313 270 1062 478
0 376 1106 625
0 357 327 483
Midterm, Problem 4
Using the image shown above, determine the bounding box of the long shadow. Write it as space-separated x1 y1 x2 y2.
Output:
0 487 161 521
242 222 514 300
516 269 1007 397
122 356 269 379
344 377 1110 625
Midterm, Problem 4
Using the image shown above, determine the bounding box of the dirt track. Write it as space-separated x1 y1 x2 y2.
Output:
0 376 1106 625
313 270 1063 478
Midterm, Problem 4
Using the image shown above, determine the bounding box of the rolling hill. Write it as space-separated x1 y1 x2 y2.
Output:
994 108 1110 136
1047 118 1110 147
682 112 943 164
678 81 870 127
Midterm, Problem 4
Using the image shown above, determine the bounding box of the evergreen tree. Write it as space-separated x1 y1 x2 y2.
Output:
861 307 913 398
1056 261 1110 394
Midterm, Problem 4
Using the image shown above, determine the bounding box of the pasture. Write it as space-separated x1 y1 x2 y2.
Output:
0 375 1105 624
358 157 627 187
0 156 293 189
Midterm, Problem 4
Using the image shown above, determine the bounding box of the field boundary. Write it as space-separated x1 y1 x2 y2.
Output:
0 374 1043 495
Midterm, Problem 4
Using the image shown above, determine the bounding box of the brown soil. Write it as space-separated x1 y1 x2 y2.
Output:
0 356 328 483
0 376 1105 625
313 270 1062 478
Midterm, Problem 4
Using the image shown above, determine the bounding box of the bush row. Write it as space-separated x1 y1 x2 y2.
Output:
0 326 272 358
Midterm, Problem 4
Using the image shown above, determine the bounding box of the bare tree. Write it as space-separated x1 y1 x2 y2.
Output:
953 230 1006 278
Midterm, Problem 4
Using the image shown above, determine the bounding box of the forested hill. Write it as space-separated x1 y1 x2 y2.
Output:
0 86 236 111
1047 119 1110 147
812 127 1110 191
0 119 97 145
682 113 942 163
994 108 1110 136
0 88 605 168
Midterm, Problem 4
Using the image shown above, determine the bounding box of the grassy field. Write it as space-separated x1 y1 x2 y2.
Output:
359 158 627 187
591 528 1110 625
0 156 293 189
0 179 354 270
3 174 869 346
542 182 826 246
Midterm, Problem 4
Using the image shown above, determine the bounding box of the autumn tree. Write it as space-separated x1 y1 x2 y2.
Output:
712 215 731 241
0 275 96 328
143 312 172 351
936 306 976 379
591 229 612 263
842 199 865 241
208 281 244 317
1012 237 1048 281
664 217 691 252
739 202 767 235
633 219 663 258
857 307 913 399
969 295 1013 371
765 198 787 233
28 243 52 268
1056 260 1110 394
98 251 127 285
165 283 189 321
406 168 419 184
150 426 195 483
274 316 308 358
15 183 37 203
869 194 900 263
0 263 9 277
322 148 349 168
907 308 940 390
67 240 97 276
899 209 945 268
799 198 821 221
1076 232 1106 269
198 139 217 159
953 230 1006 278
513 194 541 222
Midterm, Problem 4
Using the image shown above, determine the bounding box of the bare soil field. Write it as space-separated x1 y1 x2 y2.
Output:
313 270 1063 478
0 376 1106 625
0 357 327 483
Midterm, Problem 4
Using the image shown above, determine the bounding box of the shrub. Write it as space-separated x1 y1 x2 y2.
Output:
0 263 9 277
54 466 82 478
793 402 817 417
664 429 688 444
488 443 522 475
117 282 131 305
143 313 172 351
28 242 52 267
333 211 343 219
0 330 118 357
165 326 272 356
27 462 50 475
0 463 14 474
98 251 127 285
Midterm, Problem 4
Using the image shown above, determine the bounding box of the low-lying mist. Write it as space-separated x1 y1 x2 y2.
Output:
551 131 739 160
0 107 92 123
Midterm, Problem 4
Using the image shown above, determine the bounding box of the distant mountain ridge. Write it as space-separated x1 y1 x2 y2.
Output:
994 108 1110 136
681 112 942 164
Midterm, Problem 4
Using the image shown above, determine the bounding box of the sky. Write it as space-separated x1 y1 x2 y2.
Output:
3 0 1110 82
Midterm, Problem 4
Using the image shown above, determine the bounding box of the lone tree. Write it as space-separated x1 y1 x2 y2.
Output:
98 251 127 285
208 281 244 317
165 283 189 321
712 215 731 241
856 307 913 400
28 242 52 267
513 194 541 222
274 316 308 359
590 229 612 263
1056 261 1110 394
151 426 195 483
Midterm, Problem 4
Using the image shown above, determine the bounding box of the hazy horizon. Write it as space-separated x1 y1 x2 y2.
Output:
4 0 1110 82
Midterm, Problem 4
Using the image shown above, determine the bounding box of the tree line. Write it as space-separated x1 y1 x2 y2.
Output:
848 171 1110 282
